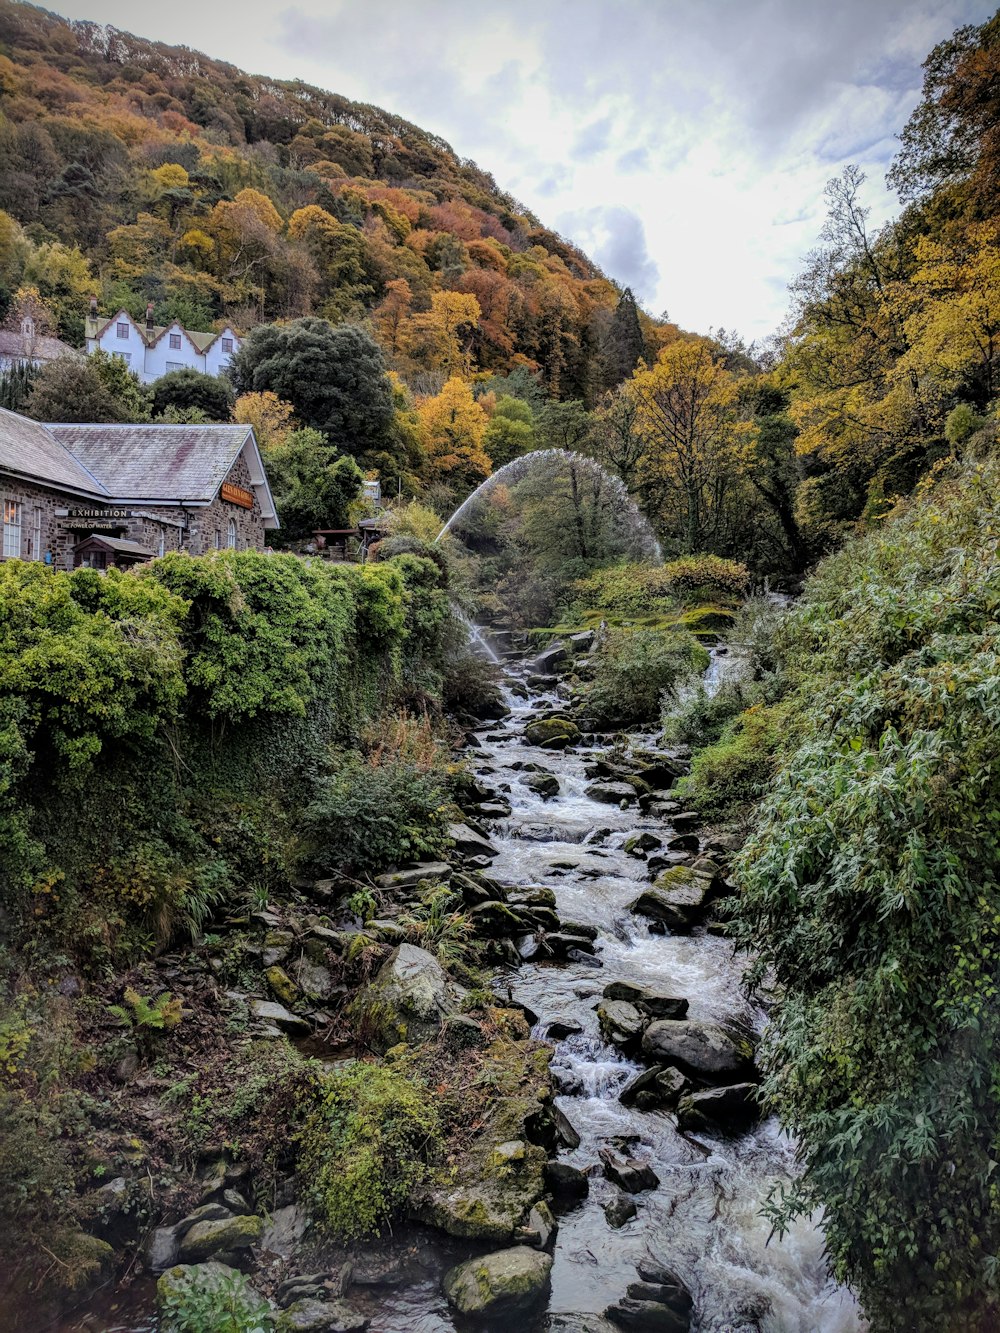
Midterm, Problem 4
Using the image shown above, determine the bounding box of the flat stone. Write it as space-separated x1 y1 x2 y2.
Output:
586 782 637 805
374 862 452 890
250 999 311 1037
545 1020 583 1040
443 1246 553 1318
277 1298 369 1332
603 981 688 1019
449 822 500 860
604 1298 690 1331
641 1019 757 1085
676 1082 759 1132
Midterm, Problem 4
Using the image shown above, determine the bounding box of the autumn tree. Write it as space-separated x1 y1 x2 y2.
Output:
630 338 750 553
232 391 296 451
416 377 490 491
483 395 535 469
401 291 481 377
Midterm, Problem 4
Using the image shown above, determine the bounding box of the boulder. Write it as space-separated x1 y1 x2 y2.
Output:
641 1019 757 1085
619 1065 687 1110
676 1082 759 1133
665 833 700 854
551 1104 581 1150
599 1148 659 1193
597 1000 646 1051
635 762 682 791
449 822 500 860
629 867 723 933
533 643 569 675
545 1019 583 1040
586 782 638 806
143 1224 180 1272
369 943 466 1047
605 1193 638 1228
443 1246 553 1318
266 965 299 1007
525 772 560 798
176 1214 263 1263
375 862 452 891
469 900 524 937
249 999 311 1037
603 981 689 1020
277 1298 369 1332
525 718 581 749
624 832 662 857
670 811 702 832
543 1160 589 1202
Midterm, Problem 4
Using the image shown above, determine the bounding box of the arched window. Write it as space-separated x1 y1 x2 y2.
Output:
227 519 237 549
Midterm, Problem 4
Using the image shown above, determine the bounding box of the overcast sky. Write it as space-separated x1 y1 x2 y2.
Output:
53 0 995 340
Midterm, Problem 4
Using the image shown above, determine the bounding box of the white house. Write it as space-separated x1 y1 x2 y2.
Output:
84 301 240 385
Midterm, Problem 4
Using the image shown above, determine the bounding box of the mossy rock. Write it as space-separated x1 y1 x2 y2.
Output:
443 1246 553 1317
266 965 300 1007
176 1213 264 1262
524 718 581 749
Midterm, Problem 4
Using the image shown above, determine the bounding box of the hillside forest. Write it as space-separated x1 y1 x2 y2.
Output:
1 4 1000 1333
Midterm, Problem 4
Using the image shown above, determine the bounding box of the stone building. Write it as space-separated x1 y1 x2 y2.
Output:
0 294 77 372
0 407 278 570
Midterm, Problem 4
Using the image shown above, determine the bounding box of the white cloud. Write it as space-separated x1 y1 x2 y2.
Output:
51 0 997 338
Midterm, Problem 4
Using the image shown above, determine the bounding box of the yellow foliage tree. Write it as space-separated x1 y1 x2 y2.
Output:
416 377 490 489
402 291 481 377
630 338 753 552
232 391 296 451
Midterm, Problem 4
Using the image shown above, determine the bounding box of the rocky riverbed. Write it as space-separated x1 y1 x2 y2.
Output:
55 643 863 1333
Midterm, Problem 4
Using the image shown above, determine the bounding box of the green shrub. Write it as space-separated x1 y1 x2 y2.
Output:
301 752 447 873
159 1265 273 1333
568 556 749 622
298 1061 443 1239
586 628 709 727
681 702 788 819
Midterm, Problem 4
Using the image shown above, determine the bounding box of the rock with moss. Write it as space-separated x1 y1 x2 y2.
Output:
277 1297 369 1331
368 943 466 1048
597 1000 646 1052
629 866 725 932
413 1136 547 1242
524 717 581 749
266 965 300 1006
641 1019 757 1085
442 1246 553 1318
176 1213 264 1262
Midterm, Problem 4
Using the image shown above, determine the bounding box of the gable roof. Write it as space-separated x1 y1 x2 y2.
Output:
0 408 109 498
48 423 257 502
0 330 77 364
85 312 240 355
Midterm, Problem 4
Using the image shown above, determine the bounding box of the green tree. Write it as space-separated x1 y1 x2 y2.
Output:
599 286 646 392
26 351 149 424
230 319 394 460
483 395 535 468
266 428 364 541
151 368 235 421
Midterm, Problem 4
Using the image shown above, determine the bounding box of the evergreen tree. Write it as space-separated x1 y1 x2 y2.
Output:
599 287 645 392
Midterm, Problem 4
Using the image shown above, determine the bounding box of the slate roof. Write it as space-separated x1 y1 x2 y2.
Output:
0 330 77 363
84 313 233 353
48 423 256 502
0 408 109 497
78 536 155 557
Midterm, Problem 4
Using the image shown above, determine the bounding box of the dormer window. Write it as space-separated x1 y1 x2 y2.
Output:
116 322 129 339
169 333 181 350
221 337 233 354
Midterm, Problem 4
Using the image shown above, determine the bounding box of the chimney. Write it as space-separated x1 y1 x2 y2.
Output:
89 294 98 315
146 302 154 333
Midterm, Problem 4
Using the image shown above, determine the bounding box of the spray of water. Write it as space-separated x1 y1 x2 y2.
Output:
436 448 663 564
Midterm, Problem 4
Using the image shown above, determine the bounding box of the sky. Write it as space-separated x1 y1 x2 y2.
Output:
52 0 996 340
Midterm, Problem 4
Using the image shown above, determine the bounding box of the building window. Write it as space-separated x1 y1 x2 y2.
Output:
116 322 129 339
119 352 131 366
169 333 182 350
166 361 184 372
215 528 222 550
158 530 165 558
221 337 233 354
31 506 42 560
3 499 21 559
227 519 237 549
